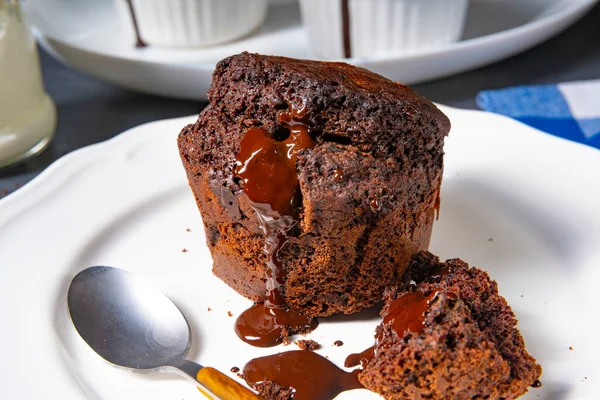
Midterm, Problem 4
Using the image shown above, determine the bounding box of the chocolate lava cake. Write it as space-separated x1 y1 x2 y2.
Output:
178 52 450 317
359 251 542 399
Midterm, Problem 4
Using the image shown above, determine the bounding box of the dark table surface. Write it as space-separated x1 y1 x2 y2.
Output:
1 3 600 198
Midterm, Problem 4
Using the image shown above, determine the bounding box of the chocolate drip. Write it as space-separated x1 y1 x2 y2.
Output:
341 0 352 58
244 351 363 400
124 0 147 48
234 106 318 347
344 346 374 369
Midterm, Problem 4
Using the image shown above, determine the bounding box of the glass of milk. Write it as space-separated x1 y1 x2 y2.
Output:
0 0 56 168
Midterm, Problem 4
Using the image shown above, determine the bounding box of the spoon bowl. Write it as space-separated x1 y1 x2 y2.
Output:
68 266 261 399
68 266 190 370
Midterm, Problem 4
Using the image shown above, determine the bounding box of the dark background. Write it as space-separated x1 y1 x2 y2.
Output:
1 3 599 196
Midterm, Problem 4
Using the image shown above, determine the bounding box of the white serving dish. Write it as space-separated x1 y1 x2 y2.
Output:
1 107 600 399
23 0 599 100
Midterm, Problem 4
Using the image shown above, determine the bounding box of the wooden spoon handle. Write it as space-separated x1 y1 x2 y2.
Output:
196 367 262 400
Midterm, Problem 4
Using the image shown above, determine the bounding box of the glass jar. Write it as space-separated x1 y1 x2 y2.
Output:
0 0 56 168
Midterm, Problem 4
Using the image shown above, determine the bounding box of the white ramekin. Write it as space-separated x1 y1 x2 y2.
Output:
299 0 469 59
115 0 269 48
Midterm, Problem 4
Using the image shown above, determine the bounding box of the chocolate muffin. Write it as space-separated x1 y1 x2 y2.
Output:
178 52 450 317
359 251 542 399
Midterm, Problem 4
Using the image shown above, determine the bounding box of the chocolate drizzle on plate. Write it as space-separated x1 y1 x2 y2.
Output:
234 106 318 347
244 350 363 400
344 346 375 369
124 0 147 48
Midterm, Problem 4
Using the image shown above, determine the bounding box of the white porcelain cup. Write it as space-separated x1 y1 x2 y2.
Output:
114 0 269 48
300 0 470 59
0 0 56 168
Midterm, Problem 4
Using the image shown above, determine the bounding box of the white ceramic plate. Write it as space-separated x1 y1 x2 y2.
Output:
24 0 599 100
1 107 600 399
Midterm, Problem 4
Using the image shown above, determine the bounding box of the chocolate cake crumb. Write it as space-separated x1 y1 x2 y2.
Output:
570 346 574 350
295 339 321 351
186 228 191 232
181 248 188 253
227 311 233 317
281 327 292 346
250 381 294 400
207 307 211 311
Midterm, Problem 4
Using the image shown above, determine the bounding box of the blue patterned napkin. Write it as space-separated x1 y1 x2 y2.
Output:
477 80 600 150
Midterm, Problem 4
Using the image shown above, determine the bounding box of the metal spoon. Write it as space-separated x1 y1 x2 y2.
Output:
67 266 261 400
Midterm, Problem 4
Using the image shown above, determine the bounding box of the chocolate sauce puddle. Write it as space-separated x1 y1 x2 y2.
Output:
234 107 318 347
124 0 147 48
244 351 363 400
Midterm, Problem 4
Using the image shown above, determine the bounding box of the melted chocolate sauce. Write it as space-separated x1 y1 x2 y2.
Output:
244 351 363 400
384 290 453 337
434 191 441 220
531 379 542 388
333 340 344 347
344 346 375 369
345 290 456 369
230 366 240 373
370 199 380 211
234 107 318 347
234 122 310 217
124 0 147 48
235 302 318 347
333 169 344 182
341 0 352 58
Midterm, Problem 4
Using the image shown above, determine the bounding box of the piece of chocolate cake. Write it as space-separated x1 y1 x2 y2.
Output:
359 251 542 399
178 52 450 317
